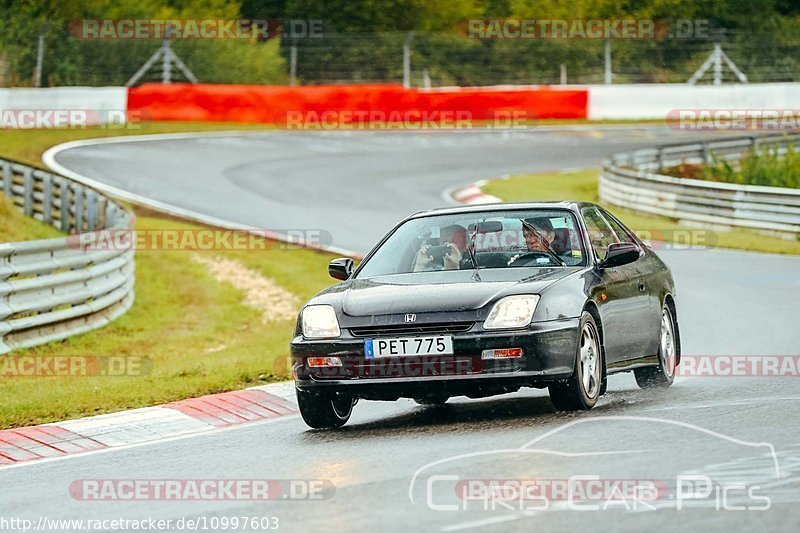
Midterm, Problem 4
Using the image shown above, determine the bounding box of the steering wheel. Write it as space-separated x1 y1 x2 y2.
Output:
507 251 557 267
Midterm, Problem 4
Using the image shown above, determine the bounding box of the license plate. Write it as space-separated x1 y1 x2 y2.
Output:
364 336 454 358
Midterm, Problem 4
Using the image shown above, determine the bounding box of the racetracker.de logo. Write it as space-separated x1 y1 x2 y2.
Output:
66 228 331 252
0 109 140 129
668 109 800 130
70 19 278 40
677 355 800 377
457 18 709 40
0 356 150 377
69 479 334 501
282 110 534 130
456 478 668 504
69 19 324 40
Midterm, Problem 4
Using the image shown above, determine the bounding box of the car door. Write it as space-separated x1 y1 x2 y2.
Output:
582 207 650 363
600 209 662 356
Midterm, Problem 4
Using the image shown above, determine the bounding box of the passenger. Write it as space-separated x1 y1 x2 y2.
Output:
413 225 466 271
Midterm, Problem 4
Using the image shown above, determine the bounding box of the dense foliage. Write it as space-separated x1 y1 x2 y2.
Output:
1 0 799 86
704 146 800 188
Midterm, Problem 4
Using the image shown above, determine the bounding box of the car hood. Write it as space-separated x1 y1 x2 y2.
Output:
331 268 581 316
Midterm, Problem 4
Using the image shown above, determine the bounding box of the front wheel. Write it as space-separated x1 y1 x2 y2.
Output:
634 304 678 388
296 388 354 429
549 312 603 411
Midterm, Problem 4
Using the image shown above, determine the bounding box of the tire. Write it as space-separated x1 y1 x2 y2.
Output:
634 303 678 389
296 388 354 429
549 311 603 411
413 395 449 406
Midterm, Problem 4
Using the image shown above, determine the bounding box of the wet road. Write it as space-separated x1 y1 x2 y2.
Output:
3 126 797 532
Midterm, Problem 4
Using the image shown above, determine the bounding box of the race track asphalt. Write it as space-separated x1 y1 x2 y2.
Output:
2 126 798 532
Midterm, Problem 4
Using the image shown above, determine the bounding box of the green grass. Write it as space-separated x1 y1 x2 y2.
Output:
0 215 336 428
0 196 63 241
0 122 339 428
0 121 274 167
483 168 800 255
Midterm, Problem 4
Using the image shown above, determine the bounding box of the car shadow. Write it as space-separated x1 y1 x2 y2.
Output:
299 387 677 440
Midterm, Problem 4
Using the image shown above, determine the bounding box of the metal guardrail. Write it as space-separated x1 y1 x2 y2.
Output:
0 158 134 354
601 133 800 235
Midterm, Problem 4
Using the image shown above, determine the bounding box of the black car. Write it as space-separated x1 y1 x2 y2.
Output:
291 202 680 428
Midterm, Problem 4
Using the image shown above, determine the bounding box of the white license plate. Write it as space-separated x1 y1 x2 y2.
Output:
365 336 454 358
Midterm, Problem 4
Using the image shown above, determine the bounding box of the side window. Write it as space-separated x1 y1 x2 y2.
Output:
582 207 619 260
600 210 636 244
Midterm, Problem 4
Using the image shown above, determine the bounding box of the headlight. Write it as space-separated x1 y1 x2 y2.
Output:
484 295 540 330
302 305 341 339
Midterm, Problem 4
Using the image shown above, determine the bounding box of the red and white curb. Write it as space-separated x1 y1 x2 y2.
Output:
0 381 297 467
445 179 502 205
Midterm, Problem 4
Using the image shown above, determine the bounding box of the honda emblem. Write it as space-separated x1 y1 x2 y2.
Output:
404 314 417 323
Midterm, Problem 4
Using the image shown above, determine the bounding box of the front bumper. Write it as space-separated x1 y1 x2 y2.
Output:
290 318 579 400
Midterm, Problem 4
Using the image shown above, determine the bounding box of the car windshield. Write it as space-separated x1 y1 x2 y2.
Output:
356 209 586 278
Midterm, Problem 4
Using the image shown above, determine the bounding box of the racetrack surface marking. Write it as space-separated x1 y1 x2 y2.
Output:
0 382 297 469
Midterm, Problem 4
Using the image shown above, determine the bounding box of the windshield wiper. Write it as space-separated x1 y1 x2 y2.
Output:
467 223 482 281
520 220 566 267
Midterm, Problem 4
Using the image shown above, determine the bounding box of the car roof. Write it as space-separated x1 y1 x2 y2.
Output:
407 201 597 220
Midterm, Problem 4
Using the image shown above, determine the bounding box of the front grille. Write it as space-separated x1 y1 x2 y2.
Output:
349 322 474 337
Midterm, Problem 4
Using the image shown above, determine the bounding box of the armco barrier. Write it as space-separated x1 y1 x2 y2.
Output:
127 83 588 123
0 158 134 354
600 134 800 235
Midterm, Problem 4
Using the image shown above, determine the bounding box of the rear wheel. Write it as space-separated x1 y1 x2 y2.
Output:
296 388 354 429
549 312 603 411
634 304 677 388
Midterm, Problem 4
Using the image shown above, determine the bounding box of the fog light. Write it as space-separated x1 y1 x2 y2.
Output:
481 348 523 360
307 357 343 367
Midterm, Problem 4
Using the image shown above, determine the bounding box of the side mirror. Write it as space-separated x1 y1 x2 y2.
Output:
328 257 354 281
598 242 640 269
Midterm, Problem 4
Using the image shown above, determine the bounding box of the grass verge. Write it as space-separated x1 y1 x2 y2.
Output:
483 168 800 255
0 196 63 241
0 215 335 429
0 121 275 167
0 122 337 429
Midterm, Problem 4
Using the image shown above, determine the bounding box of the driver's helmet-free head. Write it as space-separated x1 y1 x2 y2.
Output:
522 217 555 244
440 224 468 252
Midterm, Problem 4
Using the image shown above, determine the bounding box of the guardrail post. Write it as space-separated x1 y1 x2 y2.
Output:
86 190 98 230
22 168 33 216
701 142 712 165
74 186 84 232
42 173 53 224
97 196 107 229
2 161 11 197
59 179 70 232
656 148 664 172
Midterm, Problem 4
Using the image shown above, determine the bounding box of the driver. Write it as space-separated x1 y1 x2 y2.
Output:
507 217 557 266
522 217 556 252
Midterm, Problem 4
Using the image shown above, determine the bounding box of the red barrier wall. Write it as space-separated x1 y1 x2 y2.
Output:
127 83 588 124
